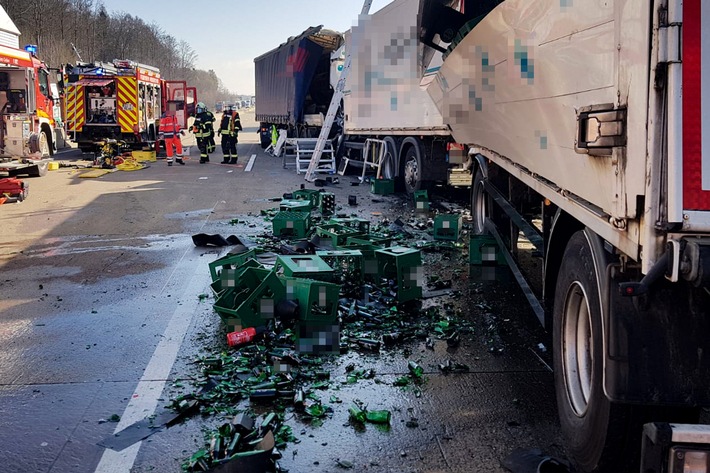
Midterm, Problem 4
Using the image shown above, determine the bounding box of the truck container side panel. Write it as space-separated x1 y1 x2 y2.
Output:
117 77 138 134
65 84 84 133
254 37 323 126
428 0 651 224
683 0 709 211
346 0 446 132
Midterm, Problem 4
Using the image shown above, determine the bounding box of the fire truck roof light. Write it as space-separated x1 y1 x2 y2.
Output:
24 44 38 55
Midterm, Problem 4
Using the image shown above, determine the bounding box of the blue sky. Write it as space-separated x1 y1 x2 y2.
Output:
100 0 392 95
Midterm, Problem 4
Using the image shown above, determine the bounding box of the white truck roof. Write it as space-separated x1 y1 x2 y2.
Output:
0 6 21 49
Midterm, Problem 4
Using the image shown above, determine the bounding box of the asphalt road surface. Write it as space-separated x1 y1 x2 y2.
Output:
0 110 565 473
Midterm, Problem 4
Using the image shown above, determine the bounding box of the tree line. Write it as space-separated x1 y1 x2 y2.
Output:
0 0 242 106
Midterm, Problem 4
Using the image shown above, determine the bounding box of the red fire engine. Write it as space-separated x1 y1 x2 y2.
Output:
0 43 60 177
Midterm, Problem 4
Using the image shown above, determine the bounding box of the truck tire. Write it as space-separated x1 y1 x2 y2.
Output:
29 131 52 158
380 137 398 180
471 167 491 234
402 143 422 194
553 230 632 472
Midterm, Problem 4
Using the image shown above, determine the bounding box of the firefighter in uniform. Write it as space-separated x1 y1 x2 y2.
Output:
218 105 243 164
192 102 213 163
206 107 216 154
159 110 185 166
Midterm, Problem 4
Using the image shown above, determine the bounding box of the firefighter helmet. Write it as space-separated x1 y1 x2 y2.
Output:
196 102 206 114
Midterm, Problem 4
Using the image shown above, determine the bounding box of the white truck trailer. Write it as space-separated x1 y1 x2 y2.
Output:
255 0 464 193
422 0 710 471
338 0 456 193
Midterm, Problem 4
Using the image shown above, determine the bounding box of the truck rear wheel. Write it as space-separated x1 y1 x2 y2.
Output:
554 230 634 472
402 144 422 194
380 137 398 180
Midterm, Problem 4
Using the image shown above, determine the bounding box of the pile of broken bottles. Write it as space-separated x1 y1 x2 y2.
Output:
177 189 472 472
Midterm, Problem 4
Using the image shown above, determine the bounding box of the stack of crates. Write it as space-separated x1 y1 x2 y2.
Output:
375 246 423 303
283 277 341 353
433 214 463 241
273 211 311 238
213 267 285 331
413 190 429 212
274 255 335 282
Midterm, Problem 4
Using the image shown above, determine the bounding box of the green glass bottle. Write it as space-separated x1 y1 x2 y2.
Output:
348 404 366 423
408 360 424 378
365 410 391 424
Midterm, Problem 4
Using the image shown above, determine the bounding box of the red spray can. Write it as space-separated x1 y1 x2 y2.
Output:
226 326 265 347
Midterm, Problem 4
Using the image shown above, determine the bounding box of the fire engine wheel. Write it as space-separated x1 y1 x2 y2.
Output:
29 131 52 158
402 144 422 194
554 230 631 472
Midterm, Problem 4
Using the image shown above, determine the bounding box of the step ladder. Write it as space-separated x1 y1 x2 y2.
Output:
337 138 386 182
304 0 373 182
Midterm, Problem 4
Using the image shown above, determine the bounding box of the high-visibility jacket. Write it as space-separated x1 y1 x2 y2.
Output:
219 111 244 136
192 111 213 138
160 114 180 137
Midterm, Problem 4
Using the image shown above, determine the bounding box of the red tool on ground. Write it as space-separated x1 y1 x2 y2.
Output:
0 177 29 203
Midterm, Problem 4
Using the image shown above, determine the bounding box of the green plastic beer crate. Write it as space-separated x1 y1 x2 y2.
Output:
469 234 506 265
341 242 380 279
328 217 370 234
316 223 363 248
213 268 285 331
413 190 429 211
211 258 262 296
208 248 257 283
274 254 335 282
345 233 391 248
280 199 312 212
282 277 340 323
375 246 423 302
433 214 463 241
370 178 395 195
293 189 321 207
273 211 311 238
316 250 363 283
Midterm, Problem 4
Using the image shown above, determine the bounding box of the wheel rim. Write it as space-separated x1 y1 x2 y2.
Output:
39 132 50 157
562 281 593 416
404 153 419 191
472 178 487 233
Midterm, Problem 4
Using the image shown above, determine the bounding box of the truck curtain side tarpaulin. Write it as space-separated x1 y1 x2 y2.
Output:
255 27 325 126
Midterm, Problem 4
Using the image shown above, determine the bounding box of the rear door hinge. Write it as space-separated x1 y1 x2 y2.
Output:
658 23 682 64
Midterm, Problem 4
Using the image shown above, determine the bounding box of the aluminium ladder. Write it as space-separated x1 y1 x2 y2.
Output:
303 0 373 182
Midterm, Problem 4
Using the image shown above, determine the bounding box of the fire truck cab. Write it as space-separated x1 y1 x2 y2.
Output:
0 43 60 177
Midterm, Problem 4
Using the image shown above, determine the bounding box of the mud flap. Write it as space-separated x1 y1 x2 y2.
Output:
606 276 710 404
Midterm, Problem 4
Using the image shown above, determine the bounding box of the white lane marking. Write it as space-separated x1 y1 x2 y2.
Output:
95 252 207 471
245 154 257 172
